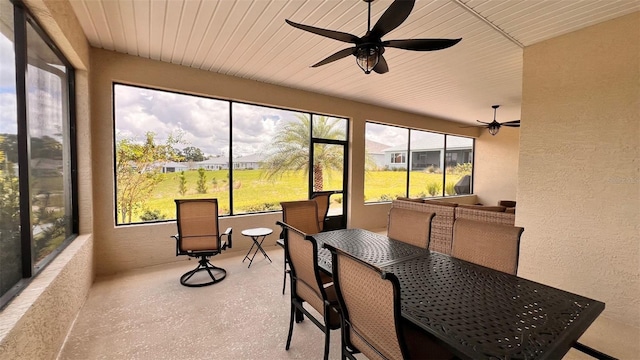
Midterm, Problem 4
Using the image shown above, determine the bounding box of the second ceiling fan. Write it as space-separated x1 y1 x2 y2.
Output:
475 105 521 136
286 0 462 74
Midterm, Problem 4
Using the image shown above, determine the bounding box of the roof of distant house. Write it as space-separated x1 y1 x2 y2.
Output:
383 133 473 152
198 157 228 165
234 154 264 163
365 140 391 154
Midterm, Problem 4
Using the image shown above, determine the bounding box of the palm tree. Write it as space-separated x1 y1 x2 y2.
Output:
262 114 344 191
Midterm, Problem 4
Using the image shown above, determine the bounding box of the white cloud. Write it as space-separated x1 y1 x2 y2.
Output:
115 84 309 157
0 92 17 134
365 122 408 147
0 33 16 91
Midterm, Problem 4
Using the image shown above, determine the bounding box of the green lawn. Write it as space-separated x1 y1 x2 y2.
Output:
122 169 467 223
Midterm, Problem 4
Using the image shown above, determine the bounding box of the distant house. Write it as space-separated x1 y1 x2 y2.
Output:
383 135 473 170
233 154 264 170
160 161 188 173
196 157 228 170
365 140 390 170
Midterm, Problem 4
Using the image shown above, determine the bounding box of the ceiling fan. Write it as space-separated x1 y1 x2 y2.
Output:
285 0 461 74
476 105 521 136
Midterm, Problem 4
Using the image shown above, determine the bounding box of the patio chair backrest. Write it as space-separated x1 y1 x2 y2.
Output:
387 207 435 249
175 199 221 252
283 224 327 316
452 218 524 275
332 248 406 360
311 191 334 231
281 200 321 234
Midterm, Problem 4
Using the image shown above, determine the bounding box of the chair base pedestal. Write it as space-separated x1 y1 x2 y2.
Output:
180 257 227 287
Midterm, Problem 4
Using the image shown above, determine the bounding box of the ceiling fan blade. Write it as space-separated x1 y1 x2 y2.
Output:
476 120 491 125
370 0 415 38
286 19 359 43
501 120 521 125
311 47 356 67
373 55 389 74
502 123 521 127
383 38 462 51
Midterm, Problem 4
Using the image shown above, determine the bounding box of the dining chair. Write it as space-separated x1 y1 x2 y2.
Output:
387 207 435 249
172 198 232 287
329 245 453 360
278 200 322 294
452 218 524 275
276 221 340 360
312 191 334 231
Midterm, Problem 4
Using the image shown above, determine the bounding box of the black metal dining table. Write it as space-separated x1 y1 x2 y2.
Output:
313 228 605 360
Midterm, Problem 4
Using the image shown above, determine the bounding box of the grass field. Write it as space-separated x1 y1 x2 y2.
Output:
121 169 467 223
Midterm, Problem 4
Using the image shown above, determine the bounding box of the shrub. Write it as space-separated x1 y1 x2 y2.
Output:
140 209 167 221
379 194 393 201
445 181 457 196
427 181 442 196
452 162 472 176
196 168 207 193
178 171 187 195
243 202 279 212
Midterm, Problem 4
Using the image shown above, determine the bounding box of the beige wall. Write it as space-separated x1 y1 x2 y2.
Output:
89 48 480 275
474 127 520 206
0 236 93 360
0 1 94 359
518 12 640 357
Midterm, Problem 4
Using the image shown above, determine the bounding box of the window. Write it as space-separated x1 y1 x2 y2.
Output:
231 103 307 214
0 0 77 307
364 123 408 201
113 84 348 224
364 122 473 203
408 130 445 198
390 152 405 164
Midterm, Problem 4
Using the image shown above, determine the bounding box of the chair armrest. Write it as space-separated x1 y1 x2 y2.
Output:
222 227 232 249
172 234 180 256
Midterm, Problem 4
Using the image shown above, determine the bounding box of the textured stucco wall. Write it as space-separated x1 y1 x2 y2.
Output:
89 48 482 276
0 235 94 360
518 12 640 357
0 1 94 360
474 127 519 206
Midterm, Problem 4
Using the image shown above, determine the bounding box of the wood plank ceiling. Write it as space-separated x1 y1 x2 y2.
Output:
68 0 639 125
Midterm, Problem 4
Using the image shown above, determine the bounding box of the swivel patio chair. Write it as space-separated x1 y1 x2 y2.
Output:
387 207 435 249
452 218 523 275
172 198 232 287
277 221 340 360
278 200 322 294
328 246 453 360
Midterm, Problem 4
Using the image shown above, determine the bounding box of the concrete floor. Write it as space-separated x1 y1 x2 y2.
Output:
58 245 600 360
58 246 343 360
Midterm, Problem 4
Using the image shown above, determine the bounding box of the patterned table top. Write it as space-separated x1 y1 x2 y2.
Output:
312 229 605 360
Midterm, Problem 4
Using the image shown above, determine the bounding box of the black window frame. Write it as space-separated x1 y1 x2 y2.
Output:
364 121 475 203
0 0 79 309
112 82 350 226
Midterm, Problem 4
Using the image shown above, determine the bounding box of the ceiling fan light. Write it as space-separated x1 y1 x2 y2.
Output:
356 46 379 74
488 125 500 136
